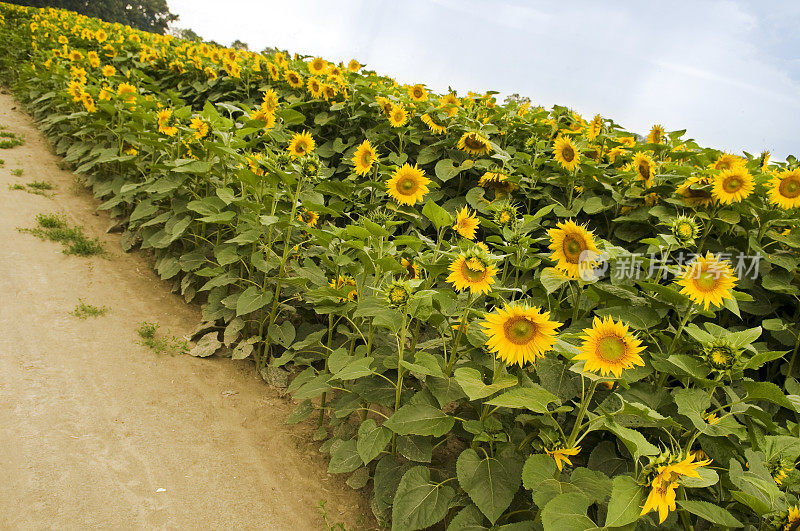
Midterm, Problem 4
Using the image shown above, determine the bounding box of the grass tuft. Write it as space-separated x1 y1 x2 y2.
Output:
136 321 189 355
19 213 103 256
70 299 108 319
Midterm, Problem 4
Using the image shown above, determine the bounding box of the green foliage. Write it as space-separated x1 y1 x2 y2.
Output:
4 0 176 33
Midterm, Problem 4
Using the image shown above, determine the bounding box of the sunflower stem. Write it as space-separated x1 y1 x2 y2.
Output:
657 307 695 386
391 313 409 455
447 292 474 375
567 378 597 448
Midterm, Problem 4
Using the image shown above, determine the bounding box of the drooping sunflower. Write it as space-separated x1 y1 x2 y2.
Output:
446 250 496 295
767 169 800 210
676 175 714 207
297 208 319 227
586 114 603 141
189 117 209 140
401 258 419 279
308 57 327 75
156 108 177 136
453 206 479 240
640 452 712 524
482 302 562 366
284 69 303 88
420 113 447 134
386 163 430 205
574 316 645 378
676 252 737 310
628 152 655 186
712 167 754 204
646 124 665 144
387 104 408 127
547 220 599 280
408 83 428 102
553 135 580 172
287 130 315 157
708 153 746 171
545 445 581 471
457 132 492 156
352 140 378 176
266 61 280 80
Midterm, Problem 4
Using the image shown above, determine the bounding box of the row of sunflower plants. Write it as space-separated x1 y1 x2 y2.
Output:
1 3 800 529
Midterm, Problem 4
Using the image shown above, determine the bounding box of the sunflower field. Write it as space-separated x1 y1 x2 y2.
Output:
2 3 800 529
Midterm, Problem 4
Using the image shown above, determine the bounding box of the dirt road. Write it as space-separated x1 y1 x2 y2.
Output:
0 91 369 529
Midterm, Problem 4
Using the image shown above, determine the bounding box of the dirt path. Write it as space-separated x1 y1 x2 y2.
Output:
0 91 369 530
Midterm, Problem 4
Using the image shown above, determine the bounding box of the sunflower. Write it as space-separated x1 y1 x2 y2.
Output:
189 117 209 140
297 208 319 227
457 132 492 156
759 150 771 172
553 135 580 172
712 167 754 204
547 220 599 280
492 200 518 228
482 303 562 366
401 258 419 279
80 92 96 113
628 152 655 186
453 206 479 240
320 83 337 101
352 139 377 176
329 275 357 302
676 252 737 310
386 163 430 205
709 153 746 171
446 251 496 295
646 124 665 144
306 76 323 98
767 169 800 209
287 130 315 157
586 114 603 141
284 69 303 88
776 506 800 531
420 113 447 134
156 108 177 136
546 445 581 471
676 175 714 207
347 59 361 72
267 61 280 80
387 104 408 127
307 57 327 75
574 316 645 377
408 83 428 102
261 89 279 113
101 64 116 77
640 452 712 524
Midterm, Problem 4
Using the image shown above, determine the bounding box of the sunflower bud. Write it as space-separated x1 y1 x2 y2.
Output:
491 200 518 229
671 215 700 246
386 280 411 308
701 339 741 378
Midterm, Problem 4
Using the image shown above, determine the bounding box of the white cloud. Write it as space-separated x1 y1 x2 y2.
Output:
168 0 799 159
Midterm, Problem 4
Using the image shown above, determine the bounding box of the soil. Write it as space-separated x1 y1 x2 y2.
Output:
0 91 371 530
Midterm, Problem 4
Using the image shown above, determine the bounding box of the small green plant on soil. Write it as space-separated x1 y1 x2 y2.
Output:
18 213 103 256
318 500 355 531
0 130 24 148
70 299 108 319
136 321 189 355
0 158 5 166
11 168 23 176
27 180 53 190
8 180 55 196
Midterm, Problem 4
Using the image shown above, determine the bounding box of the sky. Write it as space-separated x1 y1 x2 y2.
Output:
167 0 799 160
